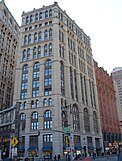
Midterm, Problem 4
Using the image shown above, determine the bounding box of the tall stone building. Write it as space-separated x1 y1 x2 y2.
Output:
13 2 103 158
0 0 19 110
94 61 120 152
0 0 19 159
112 67 122 140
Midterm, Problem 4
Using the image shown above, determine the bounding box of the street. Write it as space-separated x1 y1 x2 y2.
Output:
82 155 118 161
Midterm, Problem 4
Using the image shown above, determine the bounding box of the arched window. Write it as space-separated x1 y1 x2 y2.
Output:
23 64 28 72
30 15 33 23
28 34 31 44
43 99 47 107
26 16 29 24
31 112 38 130
21 64 28 99
49 98 52 106
60 62 65 96
39 12 42 20
44 110 52 129
32 62 40 97
31 100 34 108
49 29 52 39
44 44 48 57
34 62 40 69
22 49 26 61
38 46 41 58
36 100 39 108
45 10 48 18
49 43 52 55
44 30 48 40
34 32 38 43
93 111 99 133
33 47 36 59
35 13 38 21
20 113 26 130
84 108 90 132
45 59 52 67
19 102 22 110
38 31 41 42
44 60 52 96
24 35 27 45
23 101 26 109
72 105 80 131
27 48 30 60
49 9 52 17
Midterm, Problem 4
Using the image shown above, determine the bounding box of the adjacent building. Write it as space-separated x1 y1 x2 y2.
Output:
111 67 122 140
0 0 19 110
13 2 103 158
0 0 19 159
94 61 120 152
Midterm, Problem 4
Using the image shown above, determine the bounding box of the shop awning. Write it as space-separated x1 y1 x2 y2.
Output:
27 147 37 151
42 146 53 151
88 146 94 150
96 146 102 149
18 147 25 152
74 146 82 150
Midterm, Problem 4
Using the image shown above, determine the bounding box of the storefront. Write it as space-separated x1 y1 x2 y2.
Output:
28 147 38 157
42 146 53 159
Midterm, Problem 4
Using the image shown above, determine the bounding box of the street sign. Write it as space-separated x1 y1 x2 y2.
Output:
64 127 71 134
12 148 17 156
11 137 18 147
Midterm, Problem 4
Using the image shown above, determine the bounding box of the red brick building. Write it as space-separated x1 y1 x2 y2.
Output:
94 61 120 150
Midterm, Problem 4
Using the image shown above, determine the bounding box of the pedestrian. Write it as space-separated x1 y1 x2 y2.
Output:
54 155 56 160
25 157 29 161
58 154 60 161
92 152 96 159
118 151 122 161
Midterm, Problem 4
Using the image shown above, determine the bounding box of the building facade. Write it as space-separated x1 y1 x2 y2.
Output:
112 67 122 141
0 0 19 110
0 0 19 159
13 2 103 158
94 61 121 152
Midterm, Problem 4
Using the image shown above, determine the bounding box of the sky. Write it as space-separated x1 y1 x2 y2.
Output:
4 0 122 74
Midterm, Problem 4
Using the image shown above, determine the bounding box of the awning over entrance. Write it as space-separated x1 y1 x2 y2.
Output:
74 146 82 150
42 146 53 151
96 146 102 149
27 147 37 151
88 146 94 150
18 147 25 152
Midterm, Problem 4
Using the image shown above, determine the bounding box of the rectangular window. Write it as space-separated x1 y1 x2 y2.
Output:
32 90 39 97
33 81 39 88
21 92 27 99
33 71 39 78
43 134 52 143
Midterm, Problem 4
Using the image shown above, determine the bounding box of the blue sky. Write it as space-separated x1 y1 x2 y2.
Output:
4 0 122 74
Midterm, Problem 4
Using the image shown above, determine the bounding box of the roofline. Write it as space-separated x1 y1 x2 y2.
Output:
1 0 20 27
21 2 90 40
